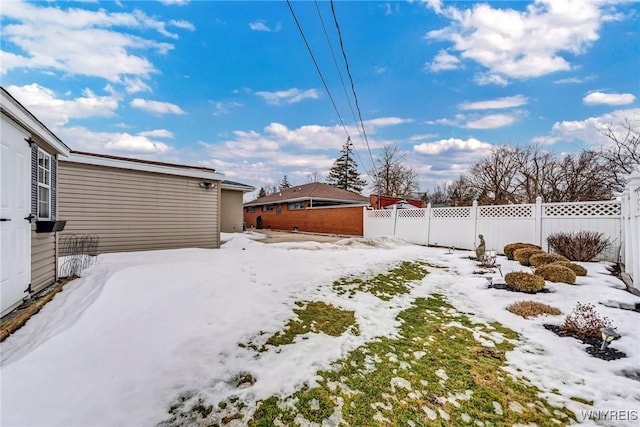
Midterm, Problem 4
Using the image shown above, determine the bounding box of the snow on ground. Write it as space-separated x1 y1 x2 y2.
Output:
1 233 639 426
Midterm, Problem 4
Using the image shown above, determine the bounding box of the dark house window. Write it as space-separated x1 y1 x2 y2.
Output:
288 201 304 210
37 149 51 219
263 205 274 212
246 206 256 213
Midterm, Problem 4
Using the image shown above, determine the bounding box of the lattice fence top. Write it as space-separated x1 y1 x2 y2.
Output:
432 207 471 218
479 204 533 218
397 209 427 218
544 201 621 217
366 210 393 219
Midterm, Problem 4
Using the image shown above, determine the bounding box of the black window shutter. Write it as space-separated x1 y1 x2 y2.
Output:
51 157 57 219
31 145 37 217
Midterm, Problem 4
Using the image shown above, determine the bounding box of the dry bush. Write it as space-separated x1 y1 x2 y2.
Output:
504 242 541 260
529 252 569 267
550 261 587 277
506 300 562 319
561 302 612 339
504 271 546 293
513 247 545 266
534 264 576 284
547 231 611 262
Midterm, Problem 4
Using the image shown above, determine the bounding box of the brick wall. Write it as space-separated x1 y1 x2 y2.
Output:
244 203 365 236
369 195 425 209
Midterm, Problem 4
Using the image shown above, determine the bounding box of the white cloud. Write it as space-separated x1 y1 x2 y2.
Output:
138 129 174 138
169 20 196 31
0 1 185 85
534 107 640 147
123 77 152 94
554 75 597 84
158 0 189 6
427 112 517 129
105 135 171 153
473 73 509 86
364 117 413 129
465 113 516 129
414 137 492 155
249 20 281 32
373 66 388 74
425 0 617 79
6 83 118 127
212 101 243 116
427 49 461 72
583 91 636 106
130 98 186 115
412 136 494 185
255 88 320 105
54 126 174 156
460 95 527 110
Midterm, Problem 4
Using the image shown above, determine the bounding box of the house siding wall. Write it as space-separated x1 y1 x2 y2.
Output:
221 189 244 233
244 203 364 236
30 141 59 293
57 161 220 254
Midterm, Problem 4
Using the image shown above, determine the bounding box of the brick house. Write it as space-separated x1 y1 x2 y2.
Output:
244 182 370 236
369 195 425 209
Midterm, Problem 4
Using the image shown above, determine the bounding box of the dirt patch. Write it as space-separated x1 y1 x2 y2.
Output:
252 229 354 244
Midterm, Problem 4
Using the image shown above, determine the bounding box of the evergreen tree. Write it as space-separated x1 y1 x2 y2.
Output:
258 187 267 198
326 138 367 193
279 175 291 191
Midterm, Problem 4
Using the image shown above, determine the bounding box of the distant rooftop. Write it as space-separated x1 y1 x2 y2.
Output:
244 182 369 206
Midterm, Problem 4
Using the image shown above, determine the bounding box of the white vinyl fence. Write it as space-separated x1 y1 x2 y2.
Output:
364 197 623 263
621 172 640 287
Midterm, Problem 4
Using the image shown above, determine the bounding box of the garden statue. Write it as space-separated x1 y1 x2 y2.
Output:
475 234 486 261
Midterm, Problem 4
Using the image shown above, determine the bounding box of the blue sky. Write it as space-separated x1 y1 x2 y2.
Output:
2 0 639 199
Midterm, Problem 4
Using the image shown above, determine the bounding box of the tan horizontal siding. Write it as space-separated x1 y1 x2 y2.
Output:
57 161 220 254
31 226 56 293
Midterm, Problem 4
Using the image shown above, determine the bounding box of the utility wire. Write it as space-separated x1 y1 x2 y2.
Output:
329 0 376 174
286 0 351 140
313 0 369 175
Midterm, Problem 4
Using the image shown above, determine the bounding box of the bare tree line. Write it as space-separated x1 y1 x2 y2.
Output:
423 119 639 206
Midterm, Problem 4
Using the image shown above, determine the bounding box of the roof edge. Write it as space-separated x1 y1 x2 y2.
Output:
1 87 71 157
62 151 225 181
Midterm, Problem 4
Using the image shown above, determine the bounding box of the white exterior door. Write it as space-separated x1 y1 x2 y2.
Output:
1 118 31 316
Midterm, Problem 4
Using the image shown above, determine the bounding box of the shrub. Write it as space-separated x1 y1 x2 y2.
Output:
506 301 562 319
547 231 611 262
561 302 612 340
513 247 545 266
534 264 577 284
503 242 541 260
529 252 569 267
550 261 587 277
504 272 546 293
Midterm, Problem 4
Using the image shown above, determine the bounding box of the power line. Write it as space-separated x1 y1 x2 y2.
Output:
313 0 369 175
329 0 376 174
285 0 351 141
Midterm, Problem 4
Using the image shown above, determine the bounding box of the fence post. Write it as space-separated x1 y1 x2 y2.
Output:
535 196 543 248
472 200 478 247
627 172 640 287
392 205 398 235
426 202 432 246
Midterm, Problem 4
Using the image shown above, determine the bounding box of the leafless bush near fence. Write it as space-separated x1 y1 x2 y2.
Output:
547 231 610 262
59 234 99 278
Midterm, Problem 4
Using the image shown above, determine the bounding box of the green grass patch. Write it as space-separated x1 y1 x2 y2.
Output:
242 301 359 352
333 260 435 300
266 301 359 347
244 295 574 426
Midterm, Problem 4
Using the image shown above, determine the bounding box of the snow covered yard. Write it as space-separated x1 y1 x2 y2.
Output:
1 233 638 426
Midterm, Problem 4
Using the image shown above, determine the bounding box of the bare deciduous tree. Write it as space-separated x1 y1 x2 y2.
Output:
599 118 640 192
371 145 419 197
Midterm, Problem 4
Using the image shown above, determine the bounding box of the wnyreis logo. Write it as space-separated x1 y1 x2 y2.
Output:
581 410 638 422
